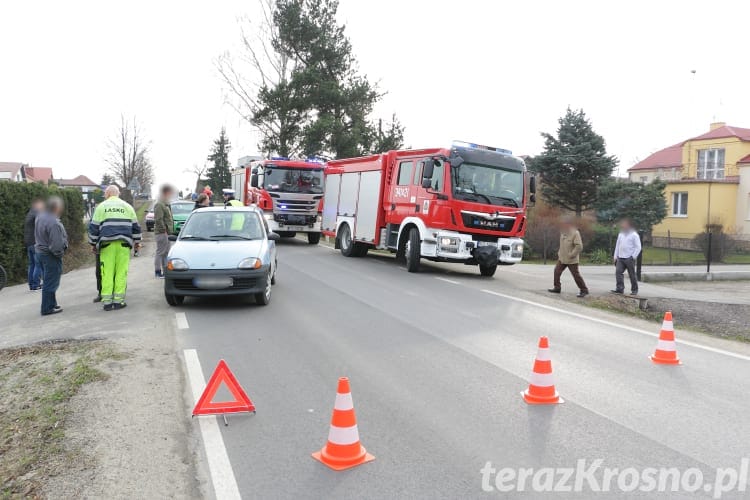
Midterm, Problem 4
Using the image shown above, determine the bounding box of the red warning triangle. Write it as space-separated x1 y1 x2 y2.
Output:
193 359 256 416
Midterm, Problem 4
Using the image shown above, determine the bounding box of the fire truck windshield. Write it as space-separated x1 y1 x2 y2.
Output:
452 163 523 208
263 166 324 194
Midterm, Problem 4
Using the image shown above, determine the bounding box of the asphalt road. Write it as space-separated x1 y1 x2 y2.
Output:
177 240 750 499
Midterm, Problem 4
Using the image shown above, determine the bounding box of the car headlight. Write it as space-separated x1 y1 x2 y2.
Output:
513 243 524 252
238 257 262 270
439 237 459 247
167 258 189 271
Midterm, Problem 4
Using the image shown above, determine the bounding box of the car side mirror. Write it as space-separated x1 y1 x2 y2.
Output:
250 174 259 188
168 235 178 241
268 232 280 241
529 194 536 204
529 175 537 194
421 178 432 189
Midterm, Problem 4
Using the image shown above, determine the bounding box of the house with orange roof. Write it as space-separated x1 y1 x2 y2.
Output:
23 166 54 185
628 122 750 245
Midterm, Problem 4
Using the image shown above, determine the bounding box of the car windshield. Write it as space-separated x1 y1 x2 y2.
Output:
171 202 194 215
179 211 265 240
263 166 324 194
451 162 523 207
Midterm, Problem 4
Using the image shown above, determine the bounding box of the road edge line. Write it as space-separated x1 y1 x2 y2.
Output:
176 312 189 330
480 289 750 362
435 277 460 285
183 349 242 500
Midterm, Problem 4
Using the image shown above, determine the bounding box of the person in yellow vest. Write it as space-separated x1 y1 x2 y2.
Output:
222 188 245 231
88 185 142 311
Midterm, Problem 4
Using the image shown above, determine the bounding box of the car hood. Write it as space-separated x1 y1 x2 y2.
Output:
169 239 269 270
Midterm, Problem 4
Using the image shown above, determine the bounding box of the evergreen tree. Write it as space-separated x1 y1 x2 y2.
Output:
594 178 667 232
100 173 115 186
222 0 404 158
533 108 617 216
207 128 232 190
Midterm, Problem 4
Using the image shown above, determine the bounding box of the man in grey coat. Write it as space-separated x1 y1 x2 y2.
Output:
35 196 68 316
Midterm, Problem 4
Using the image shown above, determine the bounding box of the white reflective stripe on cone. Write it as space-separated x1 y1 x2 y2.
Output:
661 321 674 331
327 424 360 446
529 371 555 388
334 392 353 411
536 348 551 361
657 340 677 351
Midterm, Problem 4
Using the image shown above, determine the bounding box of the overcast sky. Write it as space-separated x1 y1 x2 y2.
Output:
2 0 749 193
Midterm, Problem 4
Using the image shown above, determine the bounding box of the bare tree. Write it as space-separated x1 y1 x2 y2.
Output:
185 163 209 193
216 0 301 156
105 115 154 193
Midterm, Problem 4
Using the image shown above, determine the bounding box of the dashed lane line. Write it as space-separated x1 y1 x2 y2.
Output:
434 277 460 285
176 312 189 330
480 289 750 362
183 349 241 500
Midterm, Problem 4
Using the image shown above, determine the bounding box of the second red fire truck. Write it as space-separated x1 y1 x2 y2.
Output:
322 142 534 276
232 158 325 244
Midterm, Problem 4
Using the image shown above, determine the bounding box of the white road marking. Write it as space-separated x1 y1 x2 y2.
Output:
480 289 750 362
175 312 189 330
183 349 241 500
435 277 460 285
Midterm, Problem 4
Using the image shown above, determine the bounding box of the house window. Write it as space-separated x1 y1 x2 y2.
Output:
397 161 413 186
672 192 688 217
697 149 725 179
640 176 648 183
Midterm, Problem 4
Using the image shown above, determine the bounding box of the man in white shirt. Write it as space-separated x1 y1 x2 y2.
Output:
612 219 642 295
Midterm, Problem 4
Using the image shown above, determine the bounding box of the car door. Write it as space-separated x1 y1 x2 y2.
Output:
390 159 418 223
414 158 446 223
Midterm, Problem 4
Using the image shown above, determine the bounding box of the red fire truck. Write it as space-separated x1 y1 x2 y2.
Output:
322 142 535 276
232 158 325 244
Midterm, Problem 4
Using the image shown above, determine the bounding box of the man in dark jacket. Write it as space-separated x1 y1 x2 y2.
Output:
153 185 175 278
35 196 68 315
24 198 45 290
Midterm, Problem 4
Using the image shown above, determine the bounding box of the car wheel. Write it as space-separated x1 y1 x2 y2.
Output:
339 224 356 257
254 271 272 306
405 227 421 273
479 263 498 277
307 232 321 245
271 262 277 285
165 293 184 306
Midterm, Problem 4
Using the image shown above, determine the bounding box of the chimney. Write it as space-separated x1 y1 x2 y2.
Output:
710 121 726 131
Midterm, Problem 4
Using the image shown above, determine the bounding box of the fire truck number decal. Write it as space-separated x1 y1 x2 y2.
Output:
422 200 430 214
394 187 409 198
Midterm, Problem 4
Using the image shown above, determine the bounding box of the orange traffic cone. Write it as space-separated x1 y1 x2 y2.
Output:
312 377 375 471
650 311 681 365
522 336 563 404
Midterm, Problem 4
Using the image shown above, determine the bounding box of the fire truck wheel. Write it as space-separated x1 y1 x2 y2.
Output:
405 227 421 273
479 263 498 277
339 224 356 257
354 244 369 257
307 232 321 245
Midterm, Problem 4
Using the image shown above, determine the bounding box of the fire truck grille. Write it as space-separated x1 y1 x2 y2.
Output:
273 199 317 213
461 213 515 232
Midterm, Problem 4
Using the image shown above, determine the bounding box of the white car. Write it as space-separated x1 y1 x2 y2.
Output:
164 206 279 306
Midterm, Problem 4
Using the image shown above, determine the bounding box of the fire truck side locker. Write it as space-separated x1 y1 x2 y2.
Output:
353 170 381 244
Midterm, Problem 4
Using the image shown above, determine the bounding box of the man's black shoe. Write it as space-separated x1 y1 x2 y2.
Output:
42 309 63 316
630 291 639 296
54 305 62 310
547 289 561 294
103 303 114 312
114 303 127 310
576 291 589 298
93 295 102 303
610 290 623 294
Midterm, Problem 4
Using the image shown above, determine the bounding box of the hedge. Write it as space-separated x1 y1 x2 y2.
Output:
0 182 85 284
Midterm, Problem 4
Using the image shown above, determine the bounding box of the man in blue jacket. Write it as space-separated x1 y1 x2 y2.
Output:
35 196 68 316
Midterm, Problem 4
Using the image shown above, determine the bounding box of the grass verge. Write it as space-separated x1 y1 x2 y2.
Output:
562 293 750 342
0 339 124 498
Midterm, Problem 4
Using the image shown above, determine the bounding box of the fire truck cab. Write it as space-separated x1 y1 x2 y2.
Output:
232 158 325 244
323 142 534 276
